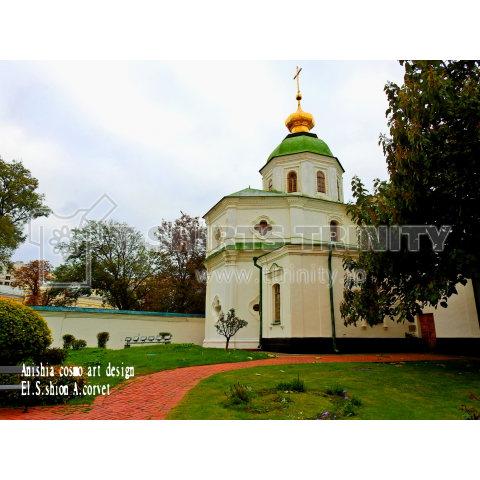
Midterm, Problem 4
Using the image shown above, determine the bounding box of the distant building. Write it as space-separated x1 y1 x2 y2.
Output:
0 284 25 304
0 261 114 308
74 290 116 309
0 261 25 287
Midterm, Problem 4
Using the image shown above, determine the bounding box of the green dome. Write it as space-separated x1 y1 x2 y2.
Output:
267 132 333 162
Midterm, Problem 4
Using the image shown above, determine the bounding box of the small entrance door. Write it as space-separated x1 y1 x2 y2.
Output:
418 313 436 351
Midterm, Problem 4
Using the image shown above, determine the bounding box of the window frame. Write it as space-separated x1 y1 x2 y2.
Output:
330 221 338 242
287 171 297 193
273 283 281 323
317 171 326 193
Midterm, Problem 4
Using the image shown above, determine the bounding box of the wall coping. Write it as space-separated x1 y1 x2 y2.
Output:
31 306 205 318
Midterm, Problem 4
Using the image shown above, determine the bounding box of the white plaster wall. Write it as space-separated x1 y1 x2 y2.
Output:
34 310 205 350
204 256 262 350
422 280 480 338
261 152 344 203
206 197 357 259
260 248 423 340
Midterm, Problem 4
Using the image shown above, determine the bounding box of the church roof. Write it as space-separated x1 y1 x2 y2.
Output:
267 132 334 163
226 188 286 197
204 186 345 219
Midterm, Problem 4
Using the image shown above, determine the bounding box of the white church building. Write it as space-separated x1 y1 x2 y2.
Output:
202 82 480 354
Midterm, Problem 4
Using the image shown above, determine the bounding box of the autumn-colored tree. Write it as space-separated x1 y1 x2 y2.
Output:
11 260 88 306
142 212 206 314
11 260 53 305
341 61 480 327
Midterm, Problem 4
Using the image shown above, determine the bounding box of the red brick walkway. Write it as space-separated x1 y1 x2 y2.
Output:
0 353 462 420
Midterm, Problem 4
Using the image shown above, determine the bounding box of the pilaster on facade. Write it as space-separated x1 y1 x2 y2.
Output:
224 250 239 267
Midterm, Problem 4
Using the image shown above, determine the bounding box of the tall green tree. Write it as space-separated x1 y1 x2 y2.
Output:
0 157 51 266
341 61 480 327
57 220 163 310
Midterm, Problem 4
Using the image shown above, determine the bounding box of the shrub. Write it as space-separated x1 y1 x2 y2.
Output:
36 348 68 366
273 394 293 409
350 395 362 407
275 375 306 393
324 384 346 396
460 392 480 420
72 339 87 350
215 308 248 351
317 391 362 419
0 300 53 365
340 399 358 417
0 365 87 407
62 334 75 349
96 331 110 348
224 383 256 404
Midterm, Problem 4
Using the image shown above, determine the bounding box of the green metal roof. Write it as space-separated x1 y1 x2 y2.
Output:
31 306 205 317
267 132 333 163
227 187 286 197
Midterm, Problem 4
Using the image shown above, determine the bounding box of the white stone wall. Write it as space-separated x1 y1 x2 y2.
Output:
33 309 205 350
261 152 344 202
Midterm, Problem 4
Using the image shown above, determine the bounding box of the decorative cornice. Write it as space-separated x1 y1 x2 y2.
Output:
260 151 345 174
287 197 309 207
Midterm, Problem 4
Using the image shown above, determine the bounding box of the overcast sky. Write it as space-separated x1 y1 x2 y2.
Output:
0 61 405 265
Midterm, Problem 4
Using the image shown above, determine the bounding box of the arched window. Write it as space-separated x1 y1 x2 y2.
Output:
273 284 281 323
330 221 338 242
287 171 297 193
268 179 273 191
337 180 341 201
317 171 325 193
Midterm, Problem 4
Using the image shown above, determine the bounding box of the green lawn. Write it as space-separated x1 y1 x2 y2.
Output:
65 344 270 405
0 343 269 406
166 360 480 420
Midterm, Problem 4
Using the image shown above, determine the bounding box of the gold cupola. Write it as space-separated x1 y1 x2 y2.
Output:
285 66 315 133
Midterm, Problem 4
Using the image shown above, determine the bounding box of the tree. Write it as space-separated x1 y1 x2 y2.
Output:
215 308 248 351
0 300 53 365
0 217 19 268
0 158 51 266
341 61 480 327
57 220 162 310
11 260 89 306
142 212 206 314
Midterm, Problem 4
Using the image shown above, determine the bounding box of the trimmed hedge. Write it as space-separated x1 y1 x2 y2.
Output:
0 365 87 407
0 300 53 365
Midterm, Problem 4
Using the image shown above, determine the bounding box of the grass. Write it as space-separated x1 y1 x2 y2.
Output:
0 344 269 408
64 344 269 405
166 360 480 420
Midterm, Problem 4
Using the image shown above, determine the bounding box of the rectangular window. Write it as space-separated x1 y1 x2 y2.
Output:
274 284 280 323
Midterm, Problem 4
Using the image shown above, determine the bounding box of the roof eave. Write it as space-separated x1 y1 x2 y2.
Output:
259 152 345 174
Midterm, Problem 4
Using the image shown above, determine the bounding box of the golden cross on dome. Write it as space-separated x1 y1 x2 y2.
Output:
293 66 302 105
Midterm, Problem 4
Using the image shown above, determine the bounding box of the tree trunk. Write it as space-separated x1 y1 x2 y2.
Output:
225 337 230 352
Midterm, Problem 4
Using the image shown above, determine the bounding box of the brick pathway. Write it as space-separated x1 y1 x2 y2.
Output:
0 353 462 420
